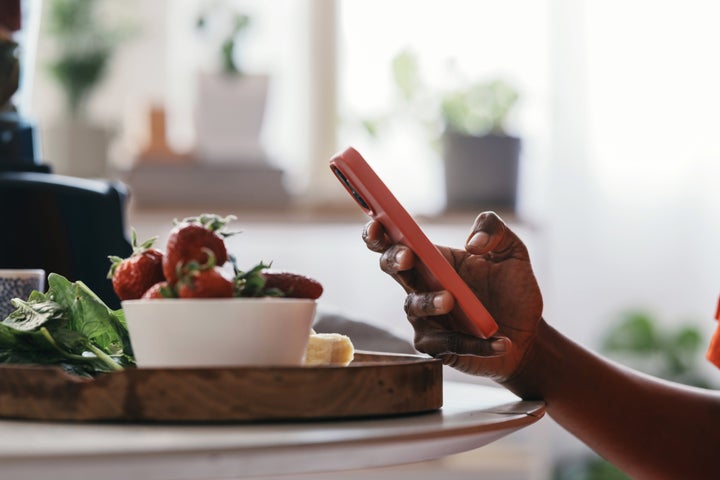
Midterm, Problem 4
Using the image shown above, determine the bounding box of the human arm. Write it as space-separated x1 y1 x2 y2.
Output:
363 211 720 479
508 318 720 479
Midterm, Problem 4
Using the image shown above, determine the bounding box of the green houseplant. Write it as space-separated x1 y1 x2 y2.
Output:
46 0 122 117
440 77 521 212
364 50 522 212
193 2 269 163
196 7 250 76
600 310 711 388
43 0 129 178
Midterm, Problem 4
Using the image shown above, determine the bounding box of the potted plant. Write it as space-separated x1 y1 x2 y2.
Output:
193 2 270 164
42 0 128 178
362 50 522 212
440 78 520 212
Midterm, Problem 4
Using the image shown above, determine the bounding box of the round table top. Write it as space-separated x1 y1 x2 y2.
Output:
0 381 544 480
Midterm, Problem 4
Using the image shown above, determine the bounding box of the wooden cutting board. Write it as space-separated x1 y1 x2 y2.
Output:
0 352 442 423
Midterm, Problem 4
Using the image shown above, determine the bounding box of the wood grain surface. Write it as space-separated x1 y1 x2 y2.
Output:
0 352 442 423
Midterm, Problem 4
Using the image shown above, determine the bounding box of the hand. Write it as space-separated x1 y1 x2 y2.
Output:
362 211 543 381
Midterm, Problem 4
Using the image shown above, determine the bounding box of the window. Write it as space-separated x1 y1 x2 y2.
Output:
336 0 552 215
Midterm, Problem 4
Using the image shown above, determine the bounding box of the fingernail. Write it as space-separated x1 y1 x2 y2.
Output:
491 338 509 353
467 231 490 249
391 248 410 268
433 293 446 311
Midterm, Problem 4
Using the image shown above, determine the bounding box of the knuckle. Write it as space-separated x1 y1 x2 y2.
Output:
379 251 396 273
403 295 413 315
379 245 415 274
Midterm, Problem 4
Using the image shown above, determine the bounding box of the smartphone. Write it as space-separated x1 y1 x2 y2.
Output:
330 146 498 339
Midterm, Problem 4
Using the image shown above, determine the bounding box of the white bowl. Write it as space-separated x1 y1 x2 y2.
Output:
122 298 317 368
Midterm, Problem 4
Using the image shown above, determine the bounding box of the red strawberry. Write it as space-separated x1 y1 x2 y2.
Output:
178 268 234 298
162 214 236 283
261 271 324 299
108 231 165 301
141 281 175 299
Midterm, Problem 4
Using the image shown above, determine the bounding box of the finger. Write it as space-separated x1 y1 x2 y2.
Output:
362 220 392 253
465 211 529 261
379 244 416 274
404 291 454 317
415 330 511 358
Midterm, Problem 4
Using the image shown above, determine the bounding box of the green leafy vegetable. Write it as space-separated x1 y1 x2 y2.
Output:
0 273 134 377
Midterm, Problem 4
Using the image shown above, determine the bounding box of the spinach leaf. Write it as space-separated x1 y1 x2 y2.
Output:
2 298 64 332
46 274 132 356
0 273 135 376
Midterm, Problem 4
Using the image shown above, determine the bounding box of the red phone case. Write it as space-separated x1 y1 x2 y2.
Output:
330 147 498 339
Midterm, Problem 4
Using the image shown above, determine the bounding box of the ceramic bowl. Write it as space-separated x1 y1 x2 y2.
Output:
122 297 317 368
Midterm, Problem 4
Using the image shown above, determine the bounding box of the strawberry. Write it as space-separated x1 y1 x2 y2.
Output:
162 214 236 283
141 281 176 299
261 271 324 299
108 231 165 301
178 268 234 298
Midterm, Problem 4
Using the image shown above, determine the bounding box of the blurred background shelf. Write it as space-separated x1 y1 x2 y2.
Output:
117 160 290 208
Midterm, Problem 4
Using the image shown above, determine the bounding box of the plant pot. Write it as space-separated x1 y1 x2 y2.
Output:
41 119 113 178
442 132 521 212
194 73 269 164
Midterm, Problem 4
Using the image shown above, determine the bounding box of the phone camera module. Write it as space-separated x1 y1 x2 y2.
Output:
331 166 371 211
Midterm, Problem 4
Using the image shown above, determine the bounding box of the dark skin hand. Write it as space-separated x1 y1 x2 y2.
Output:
363 211 720 480
363 210 543 382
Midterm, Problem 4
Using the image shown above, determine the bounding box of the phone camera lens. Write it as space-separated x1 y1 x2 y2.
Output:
332 166 371 211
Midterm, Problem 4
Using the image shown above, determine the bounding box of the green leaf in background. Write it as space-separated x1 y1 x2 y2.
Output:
601 311 659 354
46 0 136 117
440 79 518 136
600 309 711 388
392 50 421 102
553 454 631 480
357 48 520 143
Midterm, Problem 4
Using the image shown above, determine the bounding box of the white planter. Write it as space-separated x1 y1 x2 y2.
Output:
194 73 269 164
41 120 113 178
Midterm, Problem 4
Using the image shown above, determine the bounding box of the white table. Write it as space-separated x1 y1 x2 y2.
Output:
0 382 544 480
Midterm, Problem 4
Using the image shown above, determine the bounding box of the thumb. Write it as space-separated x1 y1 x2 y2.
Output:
465 211 530 262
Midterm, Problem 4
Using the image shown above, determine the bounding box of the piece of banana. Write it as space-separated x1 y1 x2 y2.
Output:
303 333 355 366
